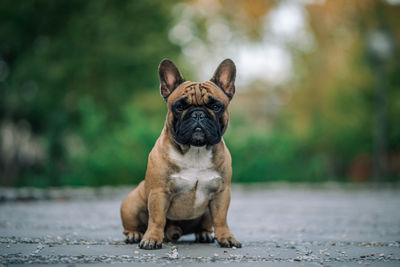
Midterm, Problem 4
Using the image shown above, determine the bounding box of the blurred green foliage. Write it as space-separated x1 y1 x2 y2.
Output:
0 0 179 186
0 0 399 186
224 0 400 183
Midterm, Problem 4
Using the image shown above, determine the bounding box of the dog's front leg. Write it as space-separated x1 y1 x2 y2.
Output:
139 188 168 249
209 187 242 248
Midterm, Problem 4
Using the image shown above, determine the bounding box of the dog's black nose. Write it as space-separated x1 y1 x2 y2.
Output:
191 110 206 119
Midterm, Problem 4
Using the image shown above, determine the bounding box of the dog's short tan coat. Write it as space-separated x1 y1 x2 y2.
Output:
120 59 241 249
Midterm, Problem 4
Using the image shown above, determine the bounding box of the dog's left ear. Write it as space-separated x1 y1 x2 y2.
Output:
211 59 236 100
158 59 184 100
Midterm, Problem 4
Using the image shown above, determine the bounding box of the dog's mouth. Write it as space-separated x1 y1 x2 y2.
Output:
173 112 222 147
190 127 206 147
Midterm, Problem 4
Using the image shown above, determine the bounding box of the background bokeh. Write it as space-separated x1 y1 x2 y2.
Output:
1 0 399 187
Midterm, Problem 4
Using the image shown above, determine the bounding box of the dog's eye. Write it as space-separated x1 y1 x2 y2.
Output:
211 104 221 111
176 104 184 111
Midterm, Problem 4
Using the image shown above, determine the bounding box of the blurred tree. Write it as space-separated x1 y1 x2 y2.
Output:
1 0 399 186
0 0 180 186
180 0 400 182
294 0 400 181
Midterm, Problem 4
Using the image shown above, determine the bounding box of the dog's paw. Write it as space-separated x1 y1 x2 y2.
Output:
216 235 242 248
139 235 163 250
123 230 143 244
195 231 214 243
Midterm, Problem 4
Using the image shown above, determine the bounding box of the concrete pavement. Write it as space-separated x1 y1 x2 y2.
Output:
0 183 399 266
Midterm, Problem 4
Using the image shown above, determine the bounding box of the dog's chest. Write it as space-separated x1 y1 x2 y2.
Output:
167 147 223 220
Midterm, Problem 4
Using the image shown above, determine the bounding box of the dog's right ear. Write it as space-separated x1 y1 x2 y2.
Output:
158 59 184 100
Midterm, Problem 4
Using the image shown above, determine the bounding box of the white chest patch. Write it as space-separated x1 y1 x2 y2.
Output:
170 146 214 173
168 146 223 219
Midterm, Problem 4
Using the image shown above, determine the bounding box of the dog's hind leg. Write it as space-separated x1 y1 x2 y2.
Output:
120 181 148 243
195 210 214 243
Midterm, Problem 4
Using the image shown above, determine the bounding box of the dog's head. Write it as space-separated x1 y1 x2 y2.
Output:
158 59 236 147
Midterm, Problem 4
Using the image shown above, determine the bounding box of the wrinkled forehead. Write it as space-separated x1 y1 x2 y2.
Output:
168 81 229 105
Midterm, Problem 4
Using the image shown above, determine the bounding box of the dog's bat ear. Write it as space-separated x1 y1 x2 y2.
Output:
210 59 236 100
158 59 184 100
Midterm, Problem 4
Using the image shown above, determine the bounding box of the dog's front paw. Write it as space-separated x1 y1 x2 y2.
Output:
216 235 242 248
195 231 214 243
139 234 163 250
123 230 143 244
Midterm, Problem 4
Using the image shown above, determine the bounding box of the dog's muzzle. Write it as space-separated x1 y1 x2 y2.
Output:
189 109 207 146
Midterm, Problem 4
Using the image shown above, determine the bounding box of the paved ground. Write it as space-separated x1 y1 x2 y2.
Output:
0 183 399 266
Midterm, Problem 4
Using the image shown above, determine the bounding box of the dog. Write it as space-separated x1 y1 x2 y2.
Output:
120 58 241 250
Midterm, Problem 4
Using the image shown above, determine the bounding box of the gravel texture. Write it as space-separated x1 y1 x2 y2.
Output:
0 183 399 266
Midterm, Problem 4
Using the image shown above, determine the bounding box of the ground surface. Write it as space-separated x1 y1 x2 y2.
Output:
0 183 399 266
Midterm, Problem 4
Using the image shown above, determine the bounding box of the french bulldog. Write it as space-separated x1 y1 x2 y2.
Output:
120 58 241 250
